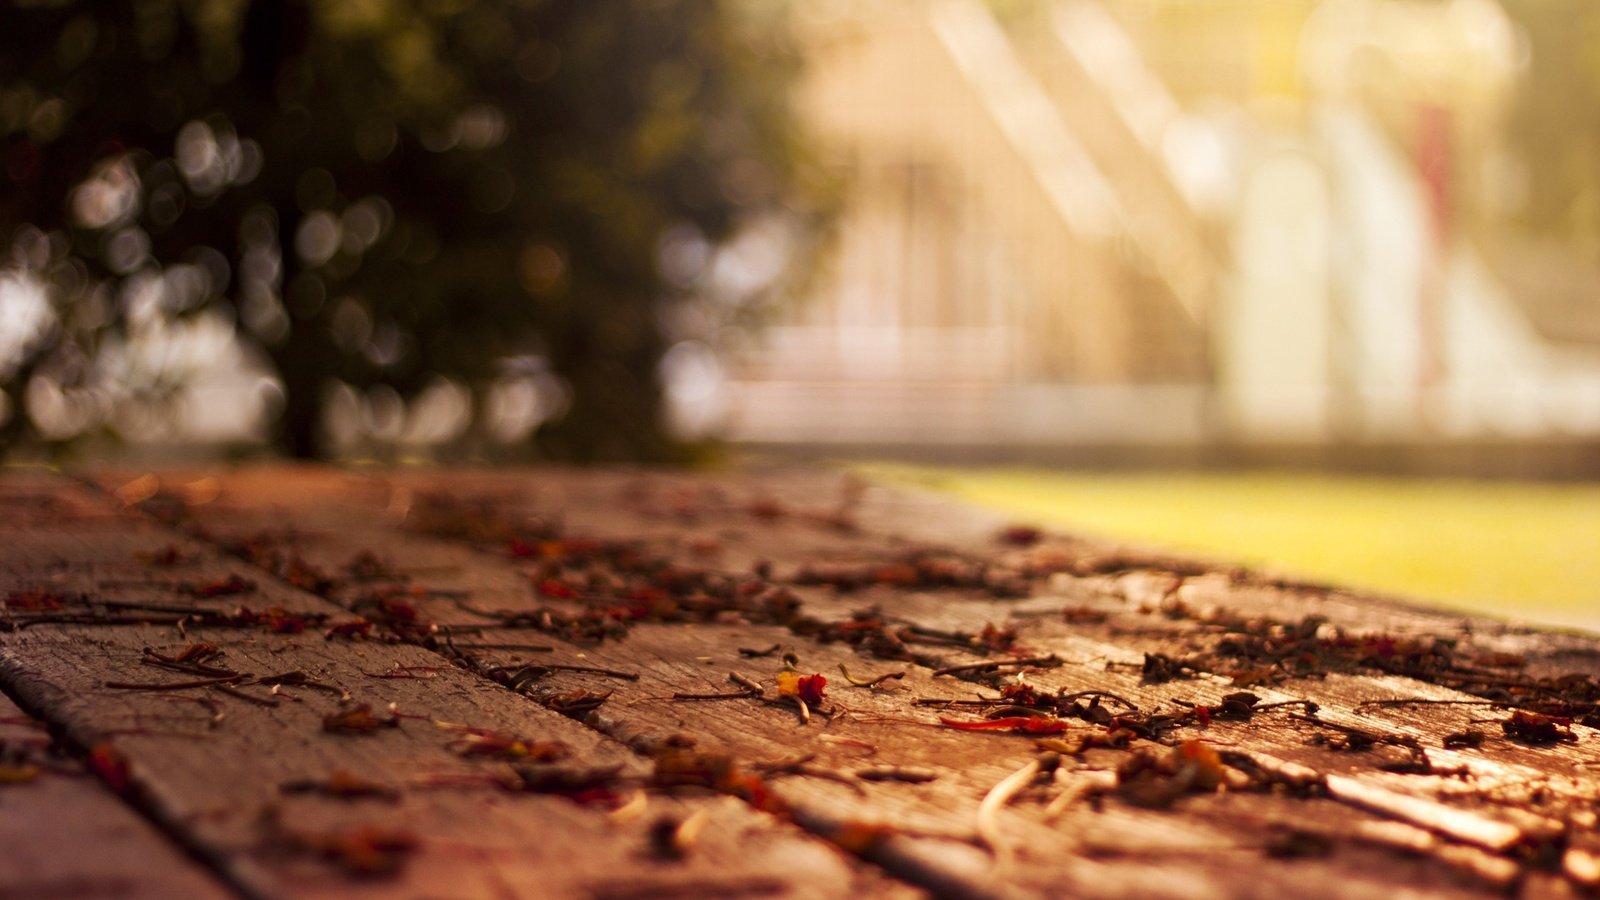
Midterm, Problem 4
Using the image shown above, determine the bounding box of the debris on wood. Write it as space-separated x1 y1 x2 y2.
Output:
437 722 568 761
1500 711 1577 746
283 824 419 878
322 704 401 735
280 770 401 801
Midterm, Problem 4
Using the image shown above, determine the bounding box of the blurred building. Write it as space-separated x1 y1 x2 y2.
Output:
710 0 1600 459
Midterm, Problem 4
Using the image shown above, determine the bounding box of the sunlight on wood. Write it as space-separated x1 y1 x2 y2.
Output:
856 463 1600 633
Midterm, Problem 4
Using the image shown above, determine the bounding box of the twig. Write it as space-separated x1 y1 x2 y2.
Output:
1253 699 1320 714
213 684 281 707
1326 774 1535 854
13 614 187 630
139 658 238 679
856 767 937 784
913 697 1003 709
1057 690 1138 710
363 664 444 679
933 655 1063 677
194 696 226 728
256 672 348 697
755 754 864 794
1042 769 1116 821
99 599 217 614
1288 713 1419 750
977 758 1041 861
672 690 759 701
491 663 640 681
838 664 906 689
105 675 246 691
1355 699 1508 712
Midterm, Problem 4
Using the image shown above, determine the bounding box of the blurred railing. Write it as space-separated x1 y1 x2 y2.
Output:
714 0 1600 454
722 0 1210 447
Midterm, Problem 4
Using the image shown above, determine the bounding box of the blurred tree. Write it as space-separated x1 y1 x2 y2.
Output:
0 0 825 458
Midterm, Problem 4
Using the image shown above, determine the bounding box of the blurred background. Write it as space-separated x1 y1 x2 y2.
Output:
2 0 1597 627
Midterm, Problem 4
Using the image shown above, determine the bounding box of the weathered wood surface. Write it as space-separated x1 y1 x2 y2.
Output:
0 691 233 899
3 465 1599 899
0 471 908 900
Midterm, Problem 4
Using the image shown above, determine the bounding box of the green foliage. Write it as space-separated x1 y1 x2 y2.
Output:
0 0 825 458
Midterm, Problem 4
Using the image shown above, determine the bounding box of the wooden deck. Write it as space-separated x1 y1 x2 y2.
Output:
1 465 1597 899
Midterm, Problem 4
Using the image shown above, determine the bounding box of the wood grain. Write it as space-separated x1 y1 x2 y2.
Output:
0 691 233 900
87 464 1600 899
0 471 914 900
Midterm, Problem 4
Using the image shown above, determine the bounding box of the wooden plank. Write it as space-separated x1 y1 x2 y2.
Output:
123 465 1600 898
373 468 1600 886
0 471 915 900
0 691 234 900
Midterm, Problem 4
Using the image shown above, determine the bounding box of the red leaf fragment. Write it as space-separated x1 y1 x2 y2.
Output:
997 524 1043 547
776 671 827 706
1060 605 1108 625
975 622 1018 653
88 742 131 793
998 683 1044 706
872 564 920 587
171 641 221 663
536 578 580 599
1472 652 1526 669
325 619 374 640
281 770 400 801
299 825 418 877
343 550 395 581
281 556 335 594
447 730 568 762
796 674 827 706
747 498 786 521
939 715 1069 735
183 574 255 598
137 544 190 566
250 606 312 634
3 589 67 611
547 689 612 717
322 705 400 734
824 820 896 854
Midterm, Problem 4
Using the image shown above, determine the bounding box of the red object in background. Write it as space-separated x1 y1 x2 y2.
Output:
1413 103 1453 412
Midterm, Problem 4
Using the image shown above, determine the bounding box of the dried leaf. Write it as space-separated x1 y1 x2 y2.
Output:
325 619 374 640
824 820 896 854
297 825 417 877
0 763 41 784
322 705 399 734
775 671 827 706
281 770 400 800
87 742 131 793
183 575 255 598
939 715 1069 735
1502 711 1575 746
450 732 568 762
